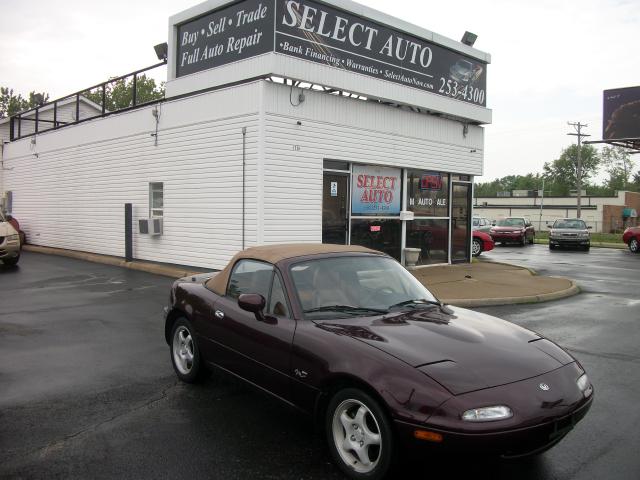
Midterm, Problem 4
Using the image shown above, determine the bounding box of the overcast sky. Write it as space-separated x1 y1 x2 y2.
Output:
1 0 638 181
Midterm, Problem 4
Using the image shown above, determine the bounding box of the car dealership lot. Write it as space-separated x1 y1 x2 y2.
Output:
1 249 639 479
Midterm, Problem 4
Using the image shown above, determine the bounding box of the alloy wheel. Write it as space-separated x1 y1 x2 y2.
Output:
172 326 194 375
472 239 482 256
332 399 382 474
631 238 640 253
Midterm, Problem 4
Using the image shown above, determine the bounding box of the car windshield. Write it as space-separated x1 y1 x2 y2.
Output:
290 256 439 320
554 219 587 229
497 218 524 227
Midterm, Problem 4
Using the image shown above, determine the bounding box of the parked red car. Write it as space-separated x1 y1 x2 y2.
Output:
490 217 535 246
623 226 640 253
472 230 494 257
165 244 592 479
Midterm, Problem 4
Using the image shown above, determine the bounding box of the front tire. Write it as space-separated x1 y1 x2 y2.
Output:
630 238 640 253
326 388 394 480
472 238 483 257
3 255 19 266
171 317 205 383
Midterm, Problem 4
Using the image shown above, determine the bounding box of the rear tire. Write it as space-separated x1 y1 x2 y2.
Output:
521 236 526 246
549 244 555 250
326 388 395 480
529 235 535 245
170 317 206 383
630 238 640 253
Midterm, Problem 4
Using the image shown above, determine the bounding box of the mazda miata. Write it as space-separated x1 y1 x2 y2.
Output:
164 244 593 479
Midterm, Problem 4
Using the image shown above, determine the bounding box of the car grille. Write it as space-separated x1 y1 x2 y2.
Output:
561 233 578 237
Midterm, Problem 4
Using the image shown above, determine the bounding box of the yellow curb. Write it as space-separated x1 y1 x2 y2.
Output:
443 281 580 308
23 245 202 279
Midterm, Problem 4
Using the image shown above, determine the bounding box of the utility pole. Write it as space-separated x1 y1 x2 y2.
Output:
539 177 545 230
567 122 590 218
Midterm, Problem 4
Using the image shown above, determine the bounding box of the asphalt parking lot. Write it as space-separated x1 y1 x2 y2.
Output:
1 247 639 479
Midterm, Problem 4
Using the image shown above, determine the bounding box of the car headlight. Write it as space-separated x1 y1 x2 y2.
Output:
462 405 513 422
579 232 590 238
577 373 593 397
7 234 19 242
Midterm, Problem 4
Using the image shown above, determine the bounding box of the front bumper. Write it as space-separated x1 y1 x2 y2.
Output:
549 237 590 247
396 396 592 457
490 233 524 242
0 237 20 259
396 362 593 457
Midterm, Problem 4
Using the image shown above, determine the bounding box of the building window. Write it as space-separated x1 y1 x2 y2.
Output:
149 182 163 217
406 171 449 217
406 219 449 265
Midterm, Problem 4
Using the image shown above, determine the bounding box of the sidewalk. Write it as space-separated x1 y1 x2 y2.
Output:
23 245 579 308
411 261 579 307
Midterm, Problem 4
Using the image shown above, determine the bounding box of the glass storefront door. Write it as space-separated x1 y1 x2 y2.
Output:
451 183 472 262
322 173 349 244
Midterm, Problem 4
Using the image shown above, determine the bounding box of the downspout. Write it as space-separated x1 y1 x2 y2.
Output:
242 126 247 250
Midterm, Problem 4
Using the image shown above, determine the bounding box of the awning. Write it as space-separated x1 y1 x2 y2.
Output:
623 208 638 218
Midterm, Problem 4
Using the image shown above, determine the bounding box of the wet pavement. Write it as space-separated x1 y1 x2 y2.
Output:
1 248 639 479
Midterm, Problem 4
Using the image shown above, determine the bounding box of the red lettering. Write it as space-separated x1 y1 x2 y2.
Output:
357 175 365 188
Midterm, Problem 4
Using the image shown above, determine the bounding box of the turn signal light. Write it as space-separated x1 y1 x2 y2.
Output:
413 430 443 443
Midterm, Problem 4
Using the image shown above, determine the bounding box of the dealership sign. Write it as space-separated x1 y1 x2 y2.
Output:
352 165 401 215
176 0 488 106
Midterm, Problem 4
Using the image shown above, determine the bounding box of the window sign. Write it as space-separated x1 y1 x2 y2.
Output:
330 181 338 197
351 165 401 216
407 170 449 217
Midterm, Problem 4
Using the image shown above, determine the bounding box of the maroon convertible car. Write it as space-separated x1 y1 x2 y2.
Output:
164 244 592 479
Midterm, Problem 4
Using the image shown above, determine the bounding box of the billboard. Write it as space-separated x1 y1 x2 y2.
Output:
176 0 488 106
603 87 640 140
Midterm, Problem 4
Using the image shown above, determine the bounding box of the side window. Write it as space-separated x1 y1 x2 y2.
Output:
149 182 164 217
268 273 290 318
227 260 273 300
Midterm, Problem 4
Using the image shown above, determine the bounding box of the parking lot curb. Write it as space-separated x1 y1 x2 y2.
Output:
22 245 201 279
442 281 580 308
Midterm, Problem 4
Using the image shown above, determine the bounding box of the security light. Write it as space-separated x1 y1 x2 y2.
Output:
461 31 477 47
154 42 168 61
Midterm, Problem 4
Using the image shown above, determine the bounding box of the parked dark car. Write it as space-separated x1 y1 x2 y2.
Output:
164 244 593 480
548 219 591 251
472 230 494 257
490 217 535 246
623 226 640 253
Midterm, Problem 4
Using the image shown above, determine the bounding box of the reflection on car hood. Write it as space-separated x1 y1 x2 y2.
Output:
316 306 574 395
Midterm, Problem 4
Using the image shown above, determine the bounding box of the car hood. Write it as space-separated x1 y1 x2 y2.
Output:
0 222 18 237
315 306 574 395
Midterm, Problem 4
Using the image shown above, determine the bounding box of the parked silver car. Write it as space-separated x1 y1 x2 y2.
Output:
548 218 591 251
0 211 21 266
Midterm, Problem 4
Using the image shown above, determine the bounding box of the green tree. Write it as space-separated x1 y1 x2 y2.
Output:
542 144 600 195
0 87 49 118
83 74 164 111
600 146 635 191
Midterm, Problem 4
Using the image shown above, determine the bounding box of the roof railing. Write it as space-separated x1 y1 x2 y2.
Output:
9 60 166 141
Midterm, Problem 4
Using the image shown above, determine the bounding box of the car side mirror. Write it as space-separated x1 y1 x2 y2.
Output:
238 293 267 321
491 222 496 226
587 226 592 230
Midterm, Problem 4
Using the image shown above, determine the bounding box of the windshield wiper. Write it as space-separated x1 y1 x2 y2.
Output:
388 299 443 310
304 305 388 315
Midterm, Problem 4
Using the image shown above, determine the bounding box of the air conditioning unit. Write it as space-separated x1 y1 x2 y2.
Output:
139 218 163 236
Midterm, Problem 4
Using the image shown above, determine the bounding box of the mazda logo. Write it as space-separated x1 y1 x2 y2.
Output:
539 383 550 391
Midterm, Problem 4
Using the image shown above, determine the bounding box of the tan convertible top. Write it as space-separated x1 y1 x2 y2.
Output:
205 243 382 295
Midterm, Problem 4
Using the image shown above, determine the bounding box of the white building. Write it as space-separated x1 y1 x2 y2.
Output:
1 0 491 269
474 191 640 233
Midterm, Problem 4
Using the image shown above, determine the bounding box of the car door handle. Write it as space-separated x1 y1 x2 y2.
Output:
214 309 225 319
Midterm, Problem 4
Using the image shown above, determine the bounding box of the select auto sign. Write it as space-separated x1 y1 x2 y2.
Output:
176 0 488 107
